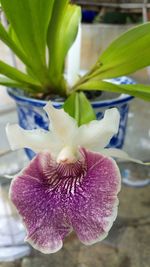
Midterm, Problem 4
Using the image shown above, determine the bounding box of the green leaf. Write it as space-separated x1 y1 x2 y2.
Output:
63 92 77 120
78 92 96 125
8 25 50 86
1 0 54 83
88 23 150 79
0 22 31 67
0 76 41 93
75 80 150 101
64 92 96 126
47 2 81 89
47 0 69 70
64 92 79 125
0 61 41 89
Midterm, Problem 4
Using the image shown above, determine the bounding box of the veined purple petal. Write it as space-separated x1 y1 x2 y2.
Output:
10 149 121 253
9 152 73 254
68 148 121 245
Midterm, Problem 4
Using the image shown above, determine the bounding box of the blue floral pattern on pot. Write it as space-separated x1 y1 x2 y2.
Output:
8 76 135 159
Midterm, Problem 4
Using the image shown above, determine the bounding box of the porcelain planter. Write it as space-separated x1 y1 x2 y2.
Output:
8 76 134 159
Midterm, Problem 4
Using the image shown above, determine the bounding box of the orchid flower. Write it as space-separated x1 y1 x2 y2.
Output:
6 103 145 254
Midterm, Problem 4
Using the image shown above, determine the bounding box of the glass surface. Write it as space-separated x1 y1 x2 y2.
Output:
121 98 150 187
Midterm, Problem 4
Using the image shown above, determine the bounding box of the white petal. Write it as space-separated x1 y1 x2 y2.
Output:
44 102 77 145
101 148 149 165
6 124 61 155
75 108 120 150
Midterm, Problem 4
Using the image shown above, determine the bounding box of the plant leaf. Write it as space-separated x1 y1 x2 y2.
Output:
63 92 80 125
64 92 96 126
1 0 54 83
0 61 41 89
47 2 81 89
0 22 31 67
9 25 39 81
75 80 150 101
88 23 150 79
63 92 77 120
0 76 42 93
78 92 96 125
47 0 69 73
0 21 46 87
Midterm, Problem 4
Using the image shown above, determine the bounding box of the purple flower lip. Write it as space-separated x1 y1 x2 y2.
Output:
10 148 121 254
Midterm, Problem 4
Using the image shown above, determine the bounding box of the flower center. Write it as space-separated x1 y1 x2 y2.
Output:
56 146 78 164
56 160 87 179
44 154 87 195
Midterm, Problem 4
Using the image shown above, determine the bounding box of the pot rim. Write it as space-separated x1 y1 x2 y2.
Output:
7 87 134 108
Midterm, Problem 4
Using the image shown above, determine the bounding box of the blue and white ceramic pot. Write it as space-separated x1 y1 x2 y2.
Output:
8 76 134 159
